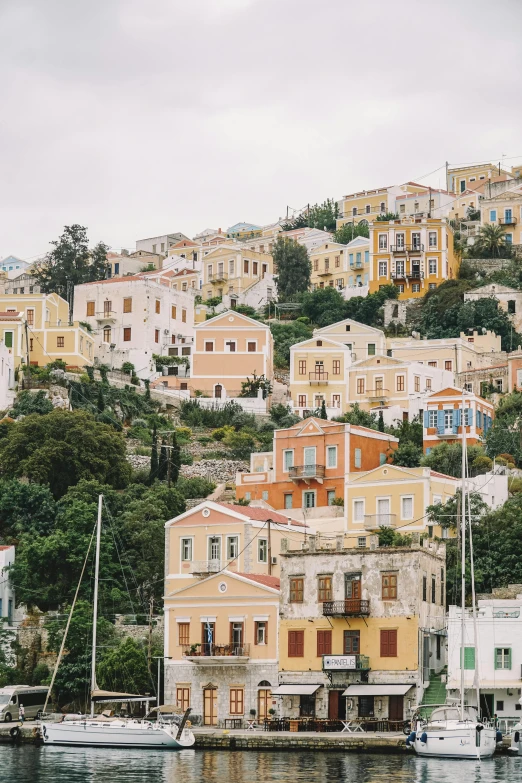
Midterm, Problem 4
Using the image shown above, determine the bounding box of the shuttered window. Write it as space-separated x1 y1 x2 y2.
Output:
461 646 475 669
495 647 512 669
317 630 332 656
318 576 332 602
288 630 304 657
178 623 190 646
382 573 397 600
230 688 244 714
344 630 360 654
380 629 397 657
290 578 304 603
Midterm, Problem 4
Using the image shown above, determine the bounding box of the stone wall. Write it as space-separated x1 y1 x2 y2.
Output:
383 299 414 327
464 258 513 273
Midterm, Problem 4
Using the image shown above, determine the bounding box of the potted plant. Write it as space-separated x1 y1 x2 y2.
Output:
189 643 201 656
268 708 276 716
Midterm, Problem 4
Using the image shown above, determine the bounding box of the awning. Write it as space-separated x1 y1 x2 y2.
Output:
342 684 414 697
271 684 323 696
448 679 522 690
91 689 156 703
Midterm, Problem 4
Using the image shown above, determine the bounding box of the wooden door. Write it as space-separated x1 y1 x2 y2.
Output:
328 690 339 720
257 689 271 721
215 384 222 399
203 687 217 726
389 695 403 721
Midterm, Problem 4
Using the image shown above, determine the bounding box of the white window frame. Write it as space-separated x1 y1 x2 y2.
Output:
180 537 194 563
378 234 388 250
204 339 216 352
226 535 239 561
428 258 437 275
207 534 222 561
378 260 388 277
258 538 268 563
353 498 365 523
207 264 213 280
303 490 316 509
326 445 337 469
428 232 437 248
283 449 294 472
246 339 258 353
401 495 414 521
224 339 237 353
412 283 420 293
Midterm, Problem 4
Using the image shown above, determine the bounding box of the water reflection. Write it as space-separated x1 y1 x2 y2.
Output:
0 746 520 783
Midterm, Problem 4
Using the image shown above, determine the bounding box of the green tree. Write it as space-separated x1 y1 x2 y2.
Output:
272 237 311 300
9 391 54 418
0 480 56 541
300 287 346 327
269 320 313 368
387 415 424 448
333 403 378 429
97 637 155 696
486 392 522 466
223 430 257 460
344 284 398 327
33 225 110 321
320 400 327 420
426 490 486 533
97 387 105 414
283 199 339 233
391 441 423 467
170 431 181 485
377 410 385 432
421 441 487 478
0 410 131 498
375 212 399 222
150 426 159 483
468 224 511 259
158 439 168 481
333 222 369 244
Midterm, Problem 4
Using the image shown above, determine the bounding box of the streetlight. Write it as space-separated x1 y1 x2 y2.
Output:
152 656 172 708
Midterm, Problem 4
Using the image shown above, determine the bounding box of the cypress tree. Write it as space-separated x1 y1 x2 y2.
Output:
170 431 181 485
378 409 385 432
159 439 168 481
320 399 328 420
149 426 159 484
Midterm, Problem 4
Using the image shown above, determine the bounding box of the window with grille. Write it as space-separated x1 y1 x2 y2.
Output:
344 630 360 654
255 621 267 645
26 309 34 326
290 578 304 603
288 630 304 657
230 688 244 714
345 573 361 598
357 378 365 394
178 623 190 646
327 446 337 468
495 648 512 669
318 576 332 602
382 573 397 600
104 300 112 315
380 629 397 657
317 630 332 656
298 395 306 408
181 538 192 561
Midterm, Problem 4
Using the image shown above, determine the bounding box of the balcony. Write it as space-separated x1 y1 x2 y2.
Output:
367 388 389 401
363 513 396 530
390 244 424 253
317 268 332 277
322 599 370 617
189 560 236 575
182 643 250 662
209 272 228 282
288 464 326 481
309 371 328 384
499 217 517 226
95 310 117 323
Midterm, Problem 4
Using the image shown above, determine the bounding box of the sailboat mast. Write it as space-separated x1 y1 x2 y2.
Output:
90 494 103 717
460 396 466 721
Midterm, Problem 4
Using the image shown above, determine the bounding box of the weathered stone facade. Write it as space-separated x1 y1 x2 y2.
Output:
383 298 413 327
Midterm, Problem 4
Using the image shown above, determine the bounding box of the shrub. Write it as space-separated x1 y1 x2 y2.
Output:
134 446 152 457
176 477 216 499
10 390 54 418
223 430 256 460
472 455 493 474
176 426 192 441
212 425 235 441
180 451 193 465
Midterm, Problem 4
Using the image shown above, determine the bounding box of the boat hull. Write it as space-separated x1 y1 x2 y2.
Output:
41 720 195 749
413 725 497 759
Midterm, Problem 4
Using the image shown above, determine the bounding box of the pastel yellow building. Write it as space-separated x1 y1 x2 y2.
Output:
345 464 458 538
387 330 503 374
310 241 347 290
447 162 512 194
337 182 430 228
369 217 459 299
480 183 522 245
202 245 273 301
276 537 446 721
0 292 94 369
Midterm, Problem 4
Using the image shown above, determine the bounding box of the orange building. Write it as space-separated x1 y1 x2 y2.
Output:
422 387 494 453
236 417 398 512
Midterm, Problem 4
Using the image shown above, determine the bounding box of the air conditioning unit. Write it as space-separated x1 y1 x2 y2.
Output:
163 329 170 335
271 556 277 565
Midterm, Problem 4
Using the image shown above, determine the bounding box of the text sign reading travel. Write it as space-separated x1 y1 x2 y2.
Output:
323 655 357 670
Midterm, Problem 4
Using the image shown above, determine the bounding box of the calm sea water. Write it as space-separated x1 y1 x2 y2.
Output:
0 746 520 783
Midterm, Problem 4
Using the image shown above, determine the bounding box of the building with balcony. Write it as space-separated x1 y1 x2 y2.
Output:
275 535 446 720
479 183 522 246
190 310 273 401
235 417 398 520
0 292 94 370
73 276 194 379
447 162 512 195
387 329 504 377
422 386 495 453
336 182 430 228
345 463 459 538
201 245 273 303
369 217 459 300
164 569 280 727
447 585 522 729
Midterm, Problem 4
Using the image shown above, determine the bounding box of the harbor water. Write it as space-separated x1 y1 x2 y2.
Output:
0 745 521 783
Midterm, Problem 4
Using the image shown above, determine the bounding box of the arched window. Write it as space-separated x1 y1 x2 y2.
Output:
258 680 271 687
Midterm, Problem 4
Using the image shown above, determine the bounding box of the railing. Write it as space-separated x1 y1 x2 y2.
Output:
367 388 389 399
188 560 236 574
288 464 326 480
390 244 424 253
322 599 370 617
364 513 396 530
183 643 250 657
95 310 117 320
209 272 228 282
317 268 332 276
499 217 517 226
407 270 424 279
309 371 328 383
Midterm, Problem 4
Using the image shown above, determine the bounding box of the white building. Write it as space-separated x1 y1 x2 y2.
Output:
467 470 509 511
135 232 190 257
73 276 195 379
0 340 15 411
0 546 15 625
447 590 522 730
0 256 32 280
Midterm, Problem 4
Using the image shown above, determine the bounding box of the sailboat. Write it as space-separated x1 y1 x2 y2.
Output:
406 398 498 759
41 495 195 749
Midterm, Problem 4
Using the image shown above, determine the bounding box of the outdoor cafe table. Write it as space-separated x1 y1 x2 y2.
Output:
341 719 364 733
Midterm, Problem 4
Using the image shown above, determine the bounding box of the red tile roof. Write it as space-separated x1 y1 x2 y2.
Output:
235 572 280 590
215 502 307 527
430 471 460 481
0 545 12 551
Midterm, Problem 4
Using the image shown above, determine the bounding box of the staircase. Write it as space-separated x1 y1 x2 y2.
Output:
419 671 447 718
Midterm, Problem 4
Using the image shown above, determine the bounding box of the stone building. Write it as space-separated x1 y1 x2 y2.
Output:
275 535 446 722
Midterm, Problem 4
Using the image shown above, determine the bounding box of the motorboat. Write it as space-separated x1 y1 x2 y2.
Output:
406 704 498 759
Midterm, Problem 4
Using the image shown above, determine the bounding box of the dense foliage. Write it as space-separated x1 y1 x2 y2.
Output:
269 319 313 367
272 237 311 300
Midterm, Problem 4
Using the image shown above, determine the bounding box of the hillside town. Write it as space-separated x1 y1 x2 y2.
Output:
1 159 522 758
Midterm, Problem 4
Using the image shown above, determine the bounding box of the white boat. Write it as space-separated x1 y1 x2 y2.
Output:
508 721 522 755
406 396 499 759
407 705 498 759
41 495 195 750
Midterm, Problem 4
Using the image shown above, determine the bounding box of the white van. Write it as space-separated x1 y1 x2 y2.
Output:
0 686 49 722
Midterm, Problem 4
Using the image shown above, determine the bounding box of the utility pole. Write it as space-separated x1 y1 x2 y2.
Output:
23 319 30 384
445 161 449 193
267 518 272 576
147 595 154 672
428 186 432 219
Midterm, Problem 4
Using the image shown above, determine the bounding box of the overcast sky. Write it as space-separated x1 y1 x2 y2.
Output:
1 0 521 258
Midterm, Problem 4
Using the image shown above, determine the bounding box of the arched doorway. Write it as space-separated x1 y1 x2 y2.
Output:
203 684 218 726
257 681 272 722
215 384 223 399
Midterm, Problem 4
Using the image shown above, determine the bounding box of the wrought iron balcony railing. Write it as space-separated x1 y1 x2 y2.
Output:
322 599 370 617
288 464 326 480
183 643 250 658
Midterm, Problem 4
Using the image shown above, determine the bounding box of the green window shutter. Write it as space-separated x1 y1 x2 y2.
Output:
461 646 475 669
494 648 500 670
507 648 512 669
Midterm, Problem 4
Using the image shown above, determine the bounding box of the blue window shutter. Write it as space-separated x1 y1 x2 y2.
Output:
349 254 354 267
455 409 461 426
490 210 497 222
426 448 431 455
364 274 369 285
364 250 369 264
476 410 481 428
349 275 353 286
437 410 444 434
424 411 430 428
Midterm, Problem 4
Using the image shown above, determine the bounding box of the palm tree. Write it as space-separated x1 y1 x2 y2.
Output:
472 224 510 258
